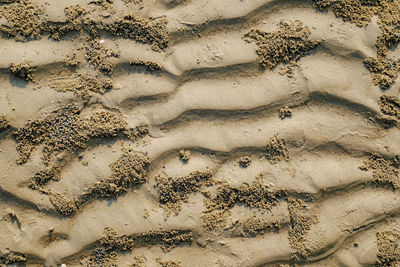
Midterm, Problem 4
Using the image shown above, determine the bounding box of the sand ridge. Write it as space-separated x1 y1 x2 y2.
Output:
0 0 399 266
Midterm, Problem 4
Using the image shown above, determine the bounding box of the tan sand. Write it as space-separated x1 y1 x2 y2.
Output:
0 0 400 266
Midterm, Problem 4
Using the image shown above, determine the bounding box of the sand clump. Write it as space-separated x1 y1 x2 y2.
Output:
375 94 399 127
130 59 162 72
288 197 318 261
202 175 287 230
12 105 144 164
0 0 43 41
313 0 400 27
265 135 289 164
364 56 399 90
29 166 61 190
205 176 286 212
0 251 26 265
85 39 120 75
379 95 400 122
76 150 150 209
360 154 400 189
156 258 182 267
376 25 400 56
238 156 252 168
179 149 191 163
155 170 213 215
10 61 35 82
81 229 192 265
101 14 169 52
0 114 9 131
45 4 89 41
12 105 86 164
36 149 149 216
232 216 281 237
39 229 69 247
244 21 320 70
131 256 146 267
84 227 135 267
313 0 400 89
49 192 77 217
50 73 113 102
279 106 293 119
313 0 378 27
133 229 193 252
376 230 400 266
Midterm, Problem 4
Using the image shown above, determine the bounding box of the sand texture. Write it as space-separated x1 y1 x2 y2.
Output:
0 0 400 266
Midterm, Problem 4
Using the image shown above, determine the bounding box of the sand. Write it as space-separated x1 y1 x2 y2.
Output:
0 0 399 266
